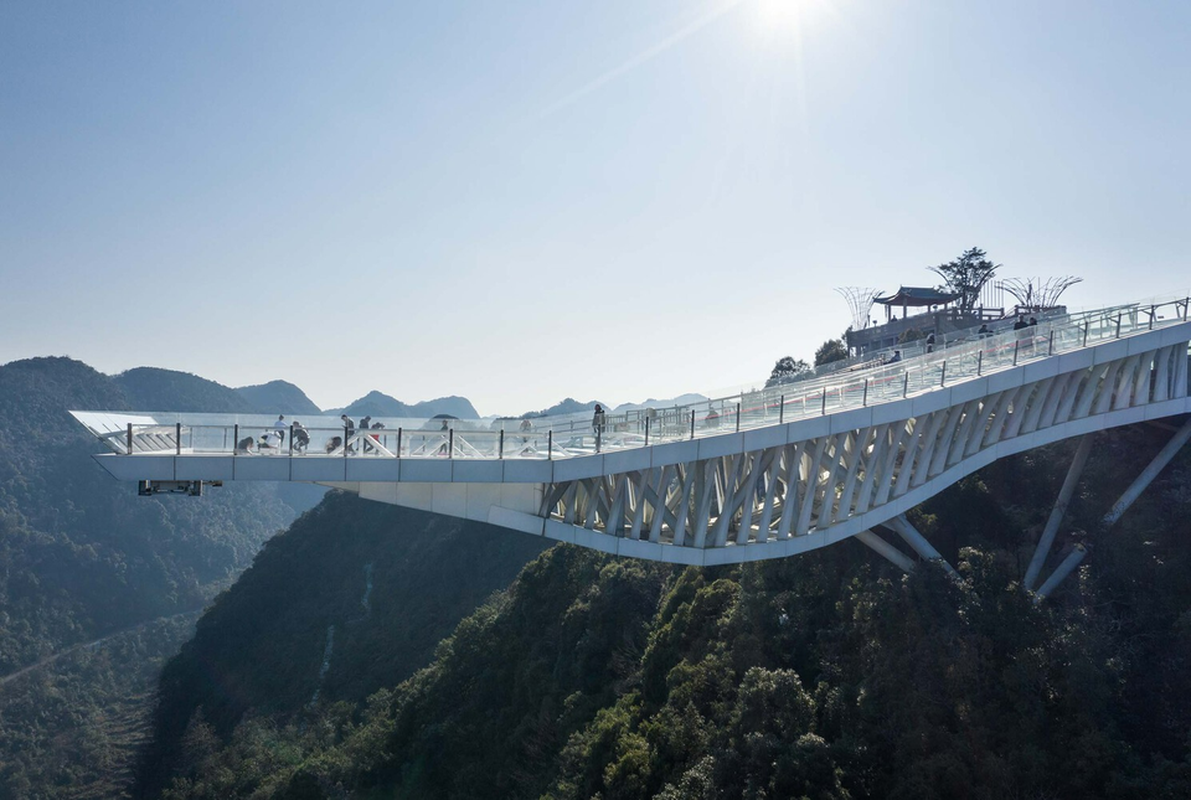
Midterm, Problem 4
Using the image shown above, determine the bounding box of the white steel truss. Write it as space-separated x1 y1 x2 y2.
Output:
525 340 1190 565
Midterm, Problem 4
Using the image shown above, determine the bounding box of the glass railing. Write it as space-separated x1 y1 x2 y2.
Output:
90 295 1191 462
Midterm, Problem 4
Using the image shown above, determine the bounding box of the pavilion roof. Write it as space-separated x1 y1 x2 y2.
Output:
874 286 961 307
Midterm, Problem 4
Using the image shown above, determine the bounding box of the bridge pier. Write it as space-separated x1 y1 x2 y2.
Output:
1025 434 1094 591
1034 544 1088 603
1101 417 1191 528
885 514 959 579
855 529 915 572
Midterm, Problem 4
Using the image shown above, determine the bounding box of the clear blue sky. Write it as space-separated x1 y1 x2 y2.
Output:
2 0 1188 416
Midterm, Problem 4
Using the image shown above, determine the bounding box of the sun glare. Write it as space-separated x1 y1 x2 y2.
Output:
751 0 827 41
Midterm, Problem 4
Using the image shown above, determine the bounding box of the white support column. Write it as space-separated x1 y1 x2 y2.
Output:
885 514 959 579
855 530 916 572
796 438 828 536
1024 434 1094 591
1102 417 1191 527
1034 544 1088 603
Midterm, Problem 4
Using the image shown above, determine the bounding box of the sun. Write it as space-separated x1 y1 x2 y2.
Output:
750 0 827 40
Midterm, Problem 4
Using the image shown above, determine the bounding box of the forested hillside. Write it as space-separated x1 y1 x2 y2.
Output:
0 358 317 797
144 420 1191 799
136 493 549 797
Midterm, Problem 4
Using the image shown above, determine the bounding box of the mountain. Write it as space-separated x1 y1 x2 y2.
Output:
327 390 479 420
528 397 608 417
0 357 317 798
114 367 257 413
136 492 548 797
612 392 710 413
408 395 478 419
138 425 1191 798
234 380 321 415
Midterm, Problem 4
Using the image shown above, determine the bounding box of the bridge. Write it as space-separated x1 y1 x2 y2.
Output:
73 297 1191 597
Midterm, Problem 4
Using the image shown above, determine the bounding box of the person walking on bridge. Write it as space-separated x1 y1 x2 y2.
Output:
592 404 606 451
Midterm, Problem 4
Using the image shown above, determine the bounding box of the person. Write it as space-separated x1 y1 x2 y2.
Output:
325 435 343 454
518 417 533 445
339 414 356 454
272 414 287 449
925 332 936 354
886 350 902 364
1028 317 1038 327
360 416 374 453
1013 315 1028 331
978 323 991 337
236 436 255 454
592 404 606 437
705 407 721 428
291 421 310 453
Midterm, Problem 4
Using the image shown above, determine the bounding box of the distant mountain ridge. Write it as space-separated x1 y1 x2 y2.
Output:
326 390 479 420
234 380 321 415
113 367 257 413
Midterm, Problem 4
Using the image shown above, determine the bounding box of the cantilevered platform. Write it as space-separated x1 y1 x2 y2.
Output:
73 297 1191 567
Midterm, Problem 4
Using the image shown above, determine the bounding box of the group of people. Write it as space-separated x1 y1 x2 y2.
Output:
237 415 310 454
334 414 386 454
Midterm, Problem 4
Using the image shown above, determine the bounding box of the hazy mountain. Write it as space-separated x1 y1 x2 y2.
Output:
612 392 710 412
527 397 608 417
234 380 321 415
328 390 479 420
113 367 256 413
408 394 478 419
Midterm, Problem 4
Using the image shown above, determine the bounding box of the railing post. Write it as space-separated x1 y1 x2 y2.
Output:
779 394 784 423
902 372 909 398
735 402 741 432
448 428 454 459
977 349 983 376
127 423 133 454
548 430 553 459
233 424 238 456
690 410 696 440
1149 304 1155 330
1048 330 1054 356
344 426 350 458
498 429 504 459
940 360 947 386
644 416 650 446
821 389 827 415
1115 313 1122 338
289 424 294 456
1082 323 1089 347
1013 340 1020 366
176 422 181 455
397 427 402 458
862 380 868 407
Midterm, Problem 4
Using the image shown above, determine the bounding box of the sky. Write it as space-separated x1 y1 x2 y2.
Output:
2 0 1188 417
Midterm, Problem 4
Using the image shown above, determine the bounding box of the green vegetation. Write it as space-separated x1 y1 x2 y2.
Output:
0 357 319 798
764 356 810 388
928 246 999 314
813 339 848 367
144 424 1191 799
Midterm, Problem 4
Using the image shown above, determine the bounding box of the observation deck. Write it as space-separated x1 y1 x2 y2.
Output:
73 297 1191 568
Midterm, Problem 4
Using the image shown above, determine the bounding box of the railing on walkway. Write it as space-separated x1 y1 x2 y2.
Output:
94 296 1191 462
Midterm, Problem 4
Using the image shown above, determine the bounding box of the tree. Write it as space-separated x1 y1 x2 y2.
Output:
928 247 1000 314
813 339 848 367
765 357 810 388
